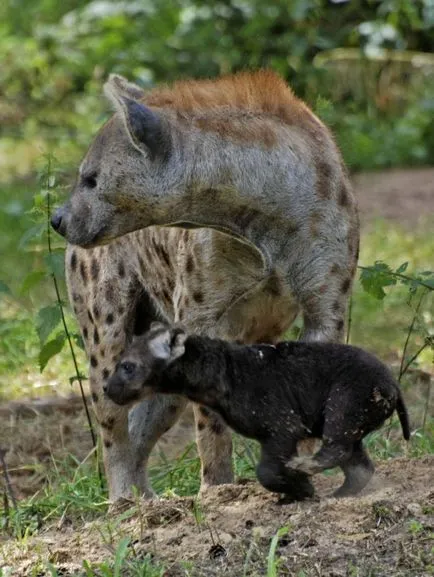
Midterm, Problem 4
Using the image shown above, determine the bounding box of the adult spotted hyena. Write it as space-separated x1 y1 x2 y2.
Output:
51 70 359 501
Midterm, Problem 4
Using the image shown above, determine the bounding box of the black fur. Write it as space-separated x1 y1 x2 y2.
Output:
106 326 410 500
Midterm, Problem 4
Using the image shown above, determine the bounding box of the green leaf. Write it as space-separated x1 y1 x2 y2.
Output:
359 263 396 300
20 270 46 295
72 332 85 351
0 281 11 295
44 249 65 279
113 537 131 577
396 262 408 274
18 222 45 249
36 305 62 345
39 333 66 372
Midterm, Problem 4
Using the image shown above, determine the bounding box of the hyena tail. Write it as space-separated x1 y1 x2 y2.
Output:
396 389 411 441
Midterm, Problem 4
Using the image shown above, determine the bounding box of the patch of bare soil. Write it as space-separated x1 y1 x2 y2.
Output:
353 167 434 228
2 457 433 576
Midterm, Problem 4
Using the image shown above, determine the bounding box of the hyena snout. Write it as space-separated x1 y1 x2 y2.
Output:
51 205 67 235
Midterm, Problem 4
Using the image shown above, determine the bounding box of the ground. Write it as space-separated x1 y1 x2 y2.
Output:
0 167 433 576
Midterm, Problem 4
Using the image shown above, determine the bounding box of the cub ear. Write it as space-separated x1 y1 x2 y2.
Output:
169 327 187 361
104 75 171 160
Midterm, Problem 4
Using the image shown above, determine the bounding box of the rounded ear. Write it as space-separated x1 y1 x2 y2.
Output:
104 74 146 101
104 75 171 160
169 328 187 361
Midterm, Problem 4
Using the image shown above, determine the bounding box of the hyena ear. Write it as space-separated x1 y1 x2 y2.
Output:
104 75 171 161
104 74 146 101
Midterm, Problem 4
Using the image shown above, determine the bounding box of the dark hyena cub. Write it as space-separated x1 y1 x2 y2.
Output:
105 323 410 501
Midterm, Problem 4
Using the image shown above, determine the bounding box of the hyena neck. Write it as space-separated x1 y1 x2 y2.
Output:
160 336 231 410
153 134 292 259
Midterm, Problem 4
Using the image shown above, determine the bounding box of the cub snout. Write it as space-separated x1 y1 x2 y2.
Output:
104 373 139 406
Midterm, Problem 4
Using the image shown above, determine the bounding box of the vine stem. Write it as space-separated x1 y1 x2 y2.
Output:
45 156 98 452
357 265 433 292
398 291 426 382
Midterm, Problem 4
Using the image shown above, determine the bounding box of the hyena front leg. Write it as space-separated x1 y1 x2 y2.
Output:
67 246 186 501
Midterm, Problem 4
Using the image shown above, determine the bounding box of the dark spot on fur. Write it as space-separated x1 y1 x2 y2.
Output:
87 309 94 324
83 327 89 340
93 305 100 320
330 263 340 275
113 330 120 339
106 313 114 325
200 406 210 417
197 421 206 431
193 291 204 304
203 466 210 477
93 328 100 345
90 355 98 368
80 262 88 284
333 300 341 313
163 289 171 303
100 348 105 358
168 277 175 292
118 306 125 316
338 182 351 207
186 255 194 273
72 292 81 303
316 161 332 200
102 368 110 380
118 262 125 278
341 278 351 293
101 417 115 430
91 258 100 281
211 419 225 435
106 284 115 304
267 273 282 297
70 251 77 272
160 247 171 268
179 310 184 321
336 319 344 332
92 392 99 403
104 440 112 448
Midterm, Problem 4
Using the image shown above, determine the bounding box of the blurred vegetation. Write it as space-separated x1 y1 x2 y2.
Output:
0 0 433 396
0 0 433 172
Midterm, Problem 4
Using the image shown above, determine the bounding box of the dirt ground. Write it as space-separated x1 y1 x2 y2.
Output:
2 457 433 576
1 167 433 575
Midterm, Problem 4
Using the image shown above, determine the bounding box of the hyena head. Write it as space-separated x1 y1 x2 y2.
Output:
51 76 183 247
104 322 187 406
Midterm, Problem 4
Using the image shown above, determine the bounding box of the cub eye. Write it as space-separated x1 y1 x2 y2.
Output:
120 361 136 377
82 173 97 189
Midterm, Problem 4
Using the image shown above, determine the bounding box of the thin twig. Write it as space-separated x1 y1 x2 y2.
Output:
346 293 353 345
44 156 98 454
398 291 426 382
422 377 432 432
0 447 17 510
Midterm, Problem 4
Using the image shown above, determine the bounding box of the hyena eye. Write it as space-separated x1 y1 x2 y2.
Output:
120 361 136 377
82 173 98 189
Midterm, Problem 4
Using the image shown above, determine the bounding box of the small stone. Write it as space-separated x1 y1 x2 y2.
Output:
407 503 422 516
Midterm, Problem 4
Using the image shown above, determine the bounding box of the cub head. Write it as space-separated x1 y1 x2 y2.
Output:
104 322 187 406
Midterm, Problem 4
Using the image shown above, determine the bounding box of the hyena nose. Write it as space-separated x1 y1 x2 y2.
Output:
50 206 64 233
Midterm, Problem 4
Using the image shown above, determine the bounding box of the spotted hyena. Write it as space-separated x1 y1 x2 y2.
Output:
51 70 360 502
105 322 410 500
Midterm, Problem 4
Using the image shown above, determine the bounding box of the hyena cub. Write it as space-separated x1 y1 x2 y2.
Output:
105 323 410 501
